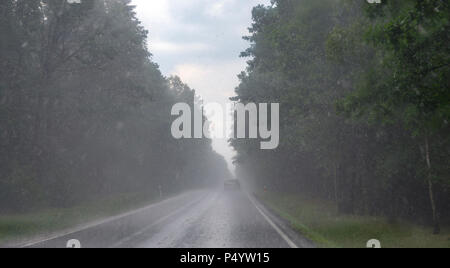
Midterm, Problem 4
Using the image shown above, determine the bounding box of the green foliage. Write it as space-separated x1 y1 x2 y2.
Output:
232 0 450 228
0 0 230 212
353 0 450 134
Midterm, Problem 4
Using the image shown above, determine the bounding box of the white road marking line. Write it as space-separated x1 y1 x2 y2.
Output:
20 190 297 248
110 193 210 248
246 193 298 249
19 191 202 248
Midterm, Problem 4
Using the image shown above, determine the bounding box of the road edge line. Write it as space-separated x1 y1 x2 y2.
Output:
246 193 299 249
17 191 202 248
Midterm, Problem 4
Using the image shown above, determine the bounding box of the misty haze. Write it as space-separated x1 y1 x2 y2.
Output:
0 0 449 252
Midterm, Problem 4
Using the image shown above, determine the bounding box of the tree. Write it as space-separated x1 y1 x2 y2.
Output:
341 0 450 234
0 0 230 212
231 0 450 230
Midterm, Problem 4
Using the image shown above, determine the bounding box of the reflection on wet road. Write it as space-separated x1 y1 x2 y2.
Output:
25 190 312 248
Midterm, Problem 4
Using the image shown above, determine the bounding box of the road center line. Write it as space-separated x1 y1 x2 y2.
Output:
110 192 210 248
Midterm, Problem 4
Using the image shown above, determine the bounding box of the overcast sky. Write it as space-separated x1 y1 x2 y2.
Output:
132 0 271 173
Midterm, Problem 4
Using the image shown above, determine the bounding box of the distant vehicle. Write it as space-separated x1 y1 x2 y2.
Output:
224 179 241 191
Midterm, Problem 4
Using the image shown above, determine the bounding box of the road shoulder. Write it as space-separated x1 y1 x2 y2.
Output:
249 193 316 249
3 191 203 248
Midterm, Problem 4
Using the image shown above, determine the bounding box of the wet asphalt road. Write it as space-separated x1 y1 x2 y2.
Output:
23 190 312 248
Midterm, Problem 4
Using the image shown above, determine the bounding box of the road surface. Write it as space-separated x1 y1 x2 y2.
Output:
22 190 314 248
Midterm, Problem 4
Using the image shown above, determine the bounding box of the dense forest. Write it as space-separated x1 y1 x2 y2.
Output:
232 0 449 234
0 0 230 213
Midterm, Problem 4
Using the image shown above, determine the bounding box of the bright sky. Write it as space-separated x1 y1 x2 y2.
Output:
132 0 271 173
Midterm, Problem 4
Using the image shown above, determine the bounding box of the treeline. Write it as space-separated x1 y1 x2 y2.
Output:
232 0 449 233
0 0 230 212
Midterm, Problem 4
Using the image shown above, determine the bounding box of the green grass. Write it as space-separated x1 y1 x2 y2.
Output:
0 192 161 247
258 192 450 248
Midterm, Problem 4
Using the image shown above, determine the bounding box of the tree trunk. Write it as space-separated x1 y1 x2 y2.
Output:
334 162 339 208
424 135 440 235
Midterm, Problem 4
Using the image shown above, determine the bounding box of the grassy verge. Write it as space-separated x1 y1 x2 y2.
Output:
258 192 450 248
0 191 162 246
